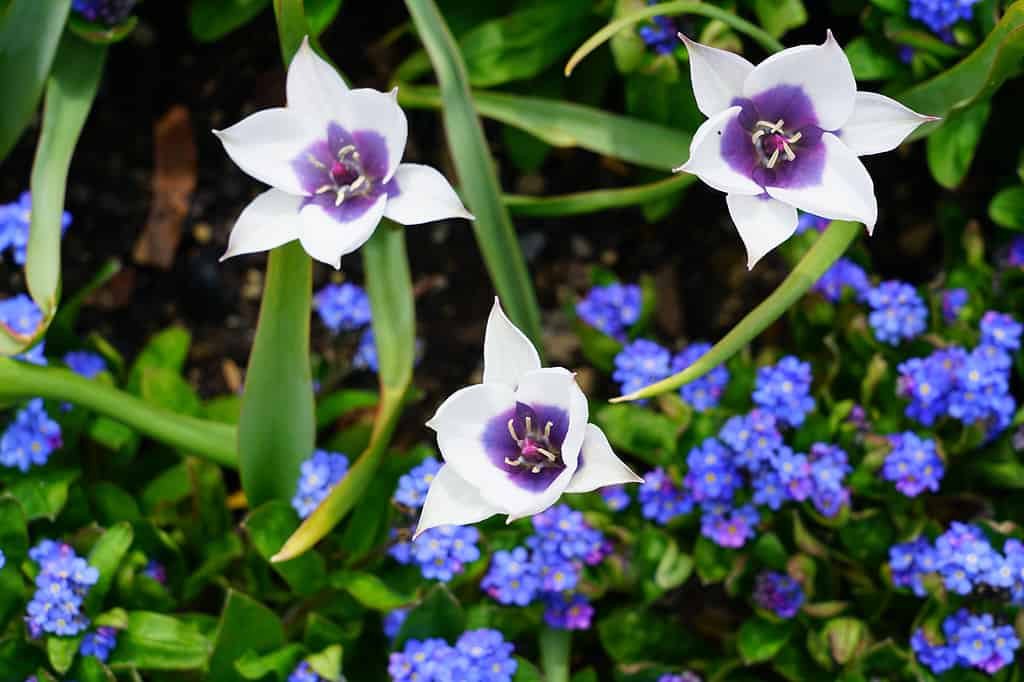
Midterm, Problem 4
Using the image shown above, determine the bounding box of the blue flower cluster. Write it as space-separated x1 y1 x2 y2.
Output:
600 484 631 511
291 449 350 518
813 258 870 303
314 282 371 334
643 413 851 548
0 193 71 265
912 609 1020 675
1 399 63 471
64 351 106 379
908 0 982 33
576 283 642 341
481 504 607 630
866 281 928 345
881 432 944 497
80 626 118 662
752 356 814 427
897 312 1018 433
890 523 1024 599
389 629 517 681
658 674 702 682
613 339 729 411
389 457 481 582
638 1 678 55
383 609 408 639
753 571 804 618
353 327 378 372
942 288 969 322
25 540 99 637
71 0 138 24
288 662 323 682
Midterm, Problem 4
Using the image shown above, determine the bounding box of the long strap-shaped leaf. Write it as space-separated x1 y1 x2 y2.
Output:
563 0 784 77
0 358 237 467
402 0 543 348
505 174 695 217
613 221 861 402
272 222 415 562
0 32 106 355
237 0 316 507
0 0 71 161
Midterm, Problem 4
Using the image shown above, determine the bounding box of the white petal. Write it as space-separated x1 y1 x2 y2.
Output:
725 193 799 269
482 298 541 389
565 424 643 494
681 35 754 118
743 30 856 131
342 88 408 183
413 465 502 538
383 163 473 225
220 189 303 261
513 368 588 472
213 108 317 196
838 91 937 156
286 36 351 129
297 194 387 268
766 133 877 234
426 382 515 436
676 107 763 196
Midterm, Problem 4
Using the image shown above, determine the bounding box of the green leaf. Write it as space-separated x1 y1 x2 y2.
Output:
460 0 593 87
613 221 861 401
823 618 869 665
694 535 733 584
68 13 138 44
108 611 213 670
513 656 545 682
140 367 201 417
245 501 327 596
597 607 697 663
0 0 71 162
593 404 680 465
238 240 315 507
315 389 377 429
926 100 991 189
0 496 29 565
330 571 417 611
901 1 1024 127
47 636 80 675
72 654 117 682
6 468 79 521
306 0 344 36
399 85 691 172
844 36 902 80
504 168 694 217
754 0 807 38
753 532 789 571
738 617 796 664
234 644 306 680
306 644 343 681
394 585 465 649
84 523 134 616
989 186 1024 230
128 327 192 393
401 0 542 346
208 591 286 682
189 0 272 43
271 225 414 561
654 541 694 590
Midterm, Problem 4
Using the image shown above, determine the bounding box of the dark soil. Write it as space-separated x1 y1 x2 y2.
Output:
2 1 1018 423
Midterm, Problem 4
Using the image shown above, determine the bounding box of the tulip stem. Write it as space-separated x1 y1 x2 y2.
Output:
611 220 862 403
539 627 571 682
0 358 237 468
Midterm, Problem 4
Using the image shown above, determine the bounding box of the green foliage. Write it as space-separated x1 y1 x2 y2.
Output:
926 101 991 189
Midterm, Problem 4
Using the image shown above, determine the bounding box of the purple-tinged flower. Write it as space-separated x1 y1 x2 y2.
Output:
753 571 804 618
72 0 137 24
1 399 63 472
639 4 679 56
911 629 957 674
455 629 518 680
576 283 642 341
80 626 117 662
702 504 758 548
392 524 481 582
482 547 541 606
677 33 933 268
980 311 1022 351
395 457 441 510
638 467 693 525
672 342 729 411
889 537 935 597
612 339 672 401
719 409 781 470
942 288 968 322
600 484 631 511
64 351 106 379
216 39 471 268
794 210 829 234
752 472 788 510
867 281 928 345
143 560 167 584
909 0 982 33
25 540 96 637
1007 236 1024 268
352 326 378 372
0 192 71 265
417 300 641 535
685 438 740 503
0 549 4 570
291 449 350 518
881 432 943 497
897 348 963 426
313 282 371 333
288 661 322 682
388 637 453 681
0 294 43 336
752 356 815 426
543 591 594 630
383 609 407 640
658 674 702 682
813 257 870 302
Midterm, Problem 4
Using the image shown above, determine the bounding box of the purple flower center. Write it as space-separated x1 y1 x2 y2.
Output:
484 402 569 492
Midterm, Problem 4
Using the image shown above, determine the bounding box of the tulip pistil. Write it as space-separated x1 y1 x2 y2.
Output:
751 119 803 169
307 144 374 207
505 416 563 474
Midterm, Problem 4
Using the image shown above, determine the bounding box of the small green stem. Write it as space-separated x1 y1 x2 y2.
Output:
612 221 861 402
0 358 237 467
539 627 571 682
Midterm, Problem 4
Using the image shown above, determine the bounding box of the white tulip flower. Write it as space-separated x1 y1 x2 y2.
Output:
215 37 472 268
677 31 936 268
416 299 643 537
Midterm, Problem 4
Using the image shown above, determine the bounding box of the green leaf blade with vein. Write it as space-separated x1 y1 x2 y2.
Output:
401 0 542 346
